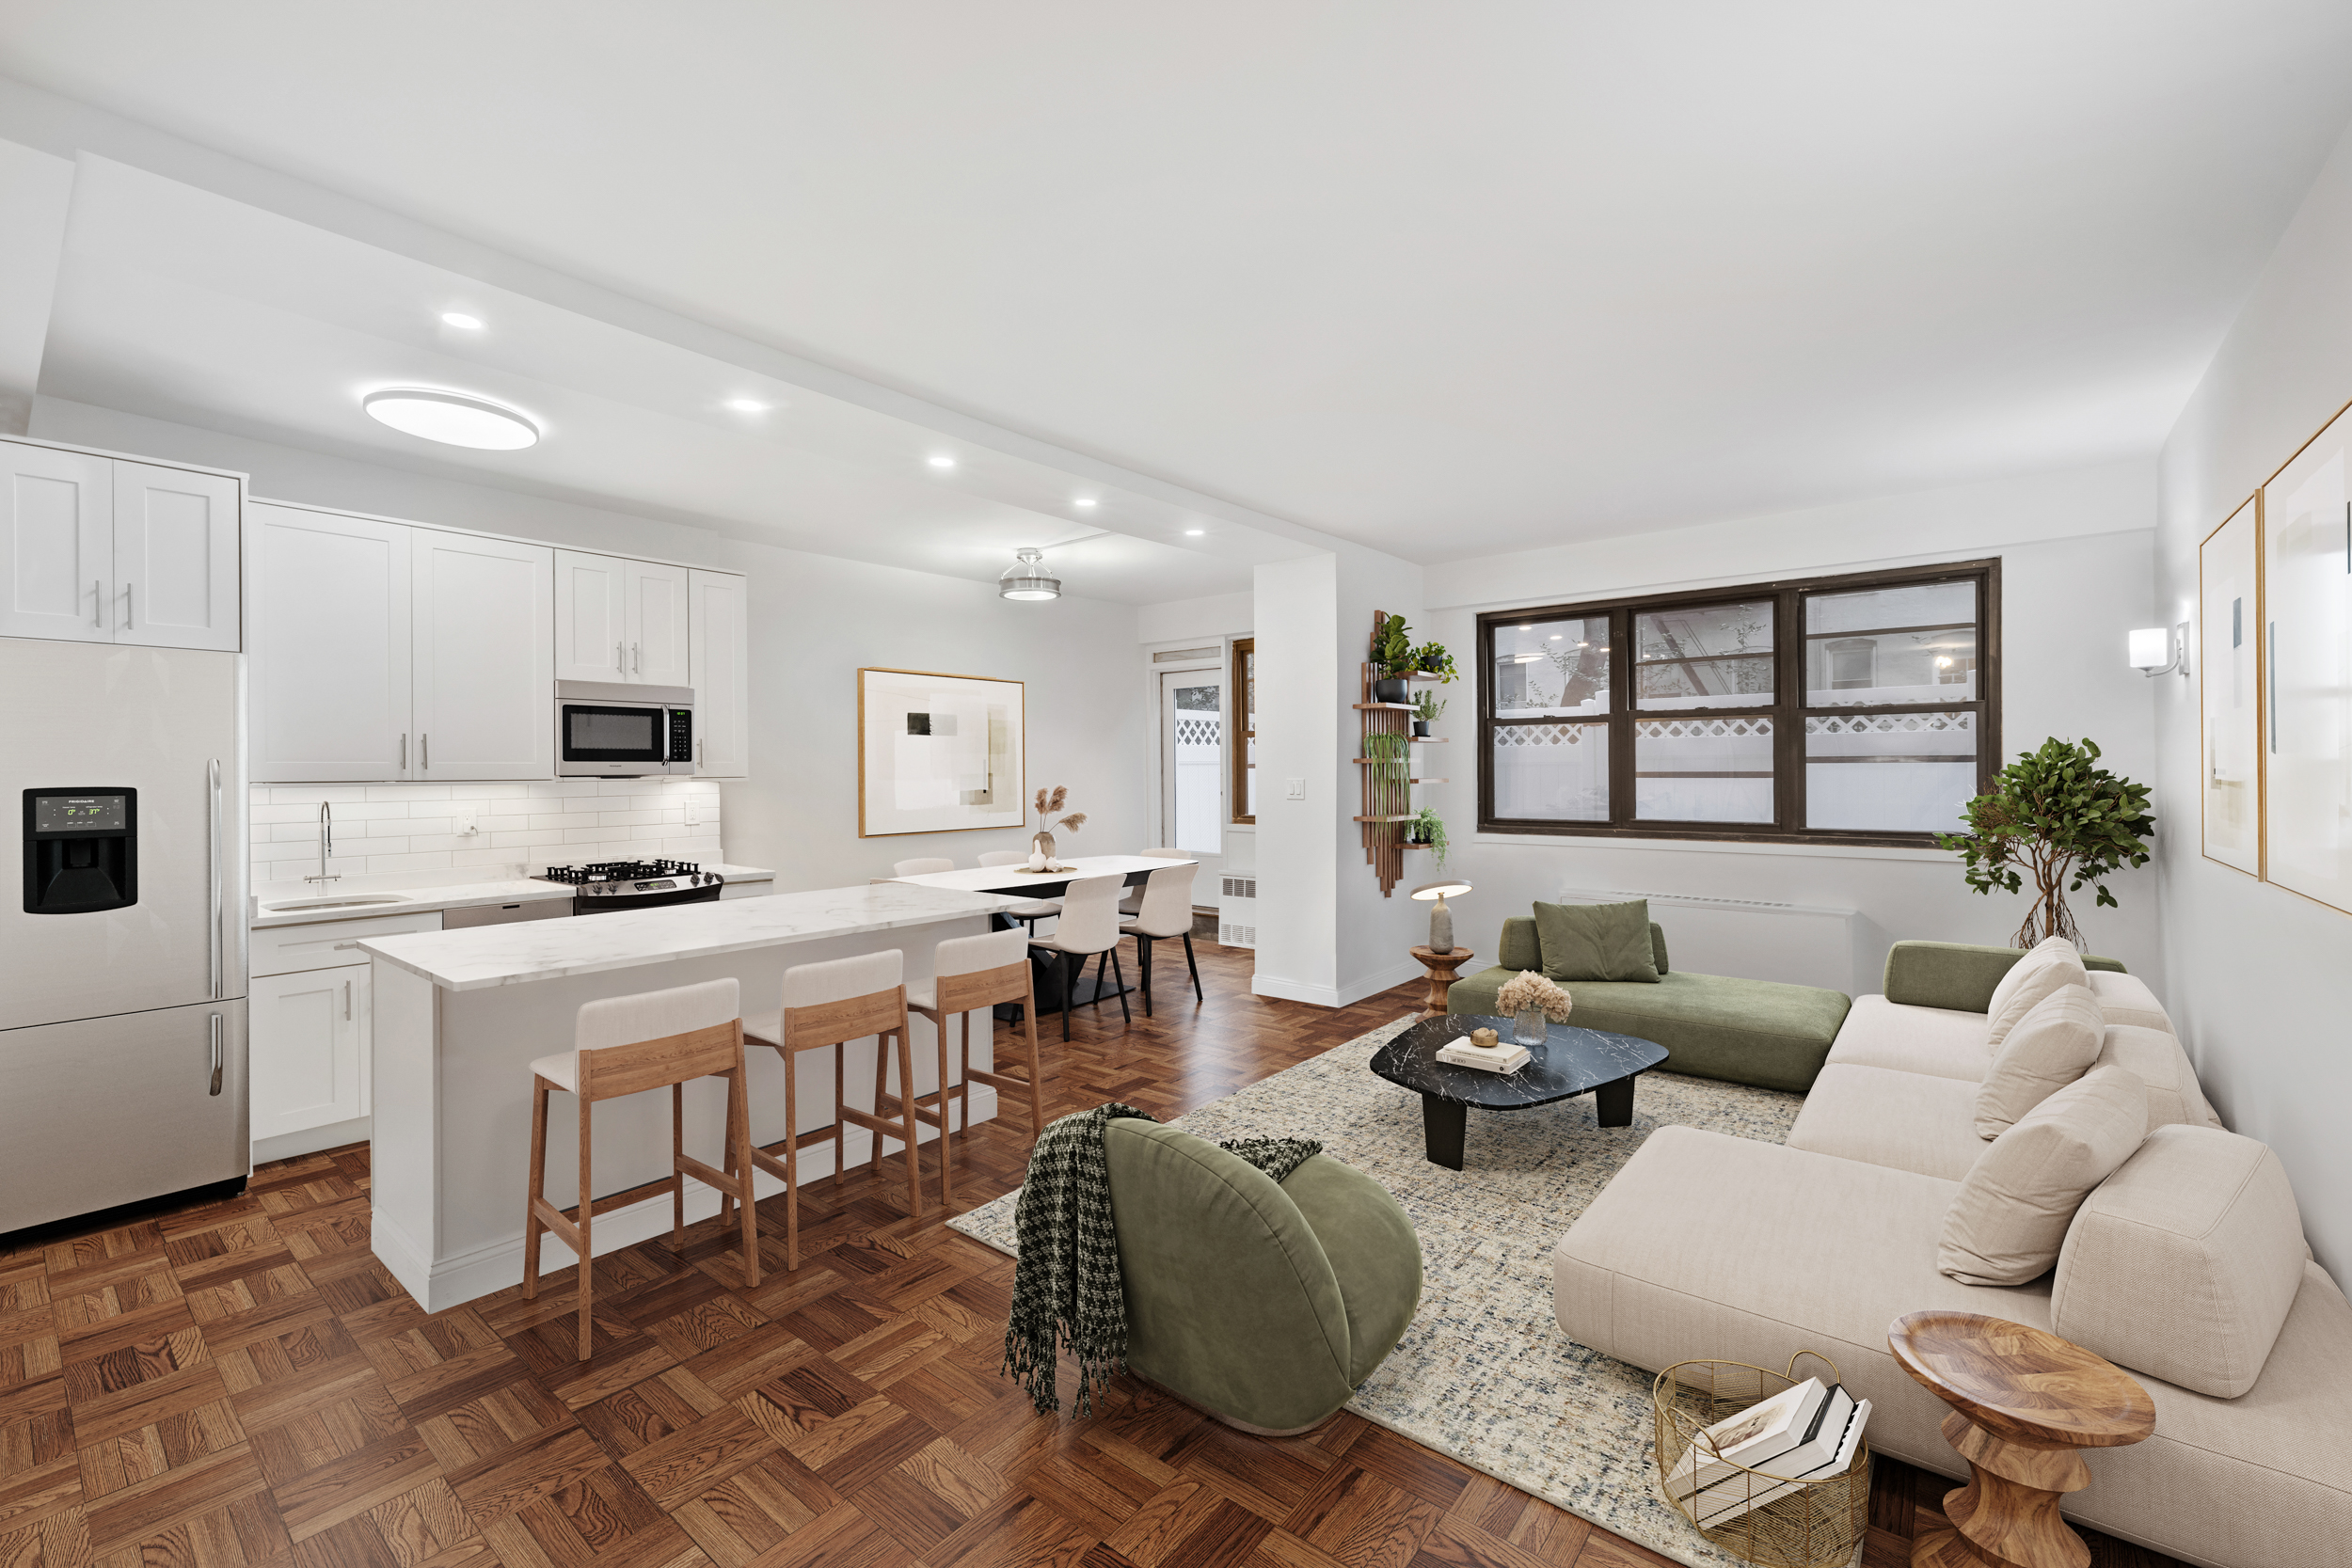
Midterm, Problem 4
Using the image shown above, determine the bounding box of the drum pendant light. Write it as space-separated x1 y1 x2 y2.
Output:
998 547 1061 601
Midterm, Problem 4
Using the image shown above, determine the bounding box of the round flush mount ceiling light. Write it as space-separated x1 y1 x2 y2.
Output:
362 388 539 450
998 547 1060 601
440 311 484 329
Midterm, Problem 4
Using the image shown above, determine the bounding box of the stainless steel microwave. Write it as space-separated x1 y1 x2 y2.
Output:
555 681 696 776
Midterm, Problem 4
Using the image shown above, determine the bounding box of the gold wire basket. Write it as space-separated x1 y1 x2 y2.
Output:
1651 1353 1870 1568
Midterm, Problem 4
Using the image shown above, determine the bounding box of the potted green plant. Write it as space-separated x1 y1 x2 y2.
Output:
1937 737 2153 946
1409 689 1446 737
1410 641 1458 684
1363 731 1410 787
1405 806 1449 869
1371 613 1415 703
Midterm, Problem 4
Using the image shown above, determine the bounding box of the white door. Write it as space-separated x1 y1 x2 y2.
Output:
0 441 112 642
553 548 628 682
249 965 363 1139
113 461 241 652
689 569 749 777
1160 668 1223 888
413 528 555 780
248 503 414 783
628 558 692 686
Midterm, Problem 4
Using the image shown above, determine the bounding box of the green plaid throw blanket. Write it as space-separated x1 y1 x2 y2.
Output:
1001 1104 1322 1415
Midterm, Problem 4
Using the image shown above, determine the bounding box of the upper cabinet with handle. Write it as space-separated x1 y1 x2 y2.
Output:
554 548 691 685
411 528 554 781
0 439 243 650
689 569 750 777
248 502 412 783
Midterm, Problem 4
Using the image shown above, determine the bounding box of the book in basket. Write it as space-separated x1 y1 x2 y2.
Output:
1690 1390 1870 1526
1664 1376 1834 1506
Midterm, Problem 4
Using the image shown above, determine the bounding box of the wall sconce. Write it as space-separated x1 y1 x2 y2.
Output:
2128 623 2189 678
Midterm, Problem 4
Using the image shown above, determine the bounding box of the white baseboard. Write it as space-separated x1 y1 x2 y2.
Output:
252 1115 371 1167
1252 957 1426 1010
374 1089 998 1315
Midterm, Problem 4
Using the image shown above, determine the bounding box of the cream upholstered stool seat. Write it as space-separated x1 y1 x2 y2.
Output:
523 976 759 1359
1118 846 1185 915
893 856 953 876
1026 871 1129 1040
977 850 1059 935
904 928 1044 1206
1120 860 1202 1015
739 949 921 1268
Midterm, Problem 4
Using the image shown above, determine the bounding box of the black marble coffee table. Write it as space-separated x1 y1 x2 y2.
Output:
1368 1013 1671 1169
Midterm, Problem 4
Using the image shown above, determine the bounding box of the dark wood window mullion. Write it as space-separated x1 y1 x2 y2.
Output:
1610 606 1634 827
1780 589 1804 835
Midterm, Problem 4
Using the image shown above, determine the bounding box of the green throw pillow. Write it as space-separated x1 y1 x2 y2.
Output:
1534 898 1661 983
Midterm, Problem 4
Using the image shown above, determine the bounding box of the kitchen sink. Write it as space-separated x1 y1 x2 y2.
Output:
262 894 411 911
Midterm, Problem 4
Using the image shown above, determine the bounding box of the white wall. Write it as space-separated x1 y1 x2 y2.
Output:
2154 114 2352 1284
35 397 1152 892
1421 460 2164 996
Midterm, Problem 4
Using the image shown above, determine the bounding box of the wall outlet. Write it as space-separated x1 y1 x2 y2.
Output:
684 796 706 828
1286 777 1306 800
455 810 478 836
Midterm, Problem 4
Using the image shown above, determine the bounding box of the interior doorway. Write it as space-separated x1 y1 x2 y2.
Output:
1159 667 1222 898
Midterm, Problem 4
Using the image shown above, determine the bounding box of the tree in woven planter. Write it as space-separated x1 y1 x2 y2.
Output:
1937 736 2153 948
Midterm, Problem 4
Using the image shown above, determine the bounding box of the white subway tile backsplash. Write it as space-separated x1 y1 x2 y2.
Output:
248 780 722 883
368 784 448 801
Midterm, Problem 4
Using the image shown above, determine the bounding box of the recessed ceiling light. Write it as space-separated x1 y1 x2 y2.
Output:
1073 498 1098 508
725 398 769 413
440 312 484 330
928 454 957 469
1549 635 1563 640
361 388 538 451
1184 529 1204 536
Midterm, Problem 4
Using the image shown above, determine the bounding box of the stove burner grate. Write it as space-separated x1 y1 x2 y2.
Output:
540 859 701 885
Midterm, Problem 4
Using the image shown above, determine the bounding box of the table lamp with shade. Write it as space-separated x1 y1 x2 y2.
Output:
1409 879 1472 954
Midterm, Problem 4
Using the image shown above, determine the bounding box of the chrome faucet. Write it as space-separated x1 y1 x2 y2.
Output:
304 801 341 886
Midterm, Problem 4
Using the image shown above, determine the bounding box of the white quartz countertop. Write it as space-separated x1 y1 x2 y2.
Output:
251 863 776 929
356 881 1020 990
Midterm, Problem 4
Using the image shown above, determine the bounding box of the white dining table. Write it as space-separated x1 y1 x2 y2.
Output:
883 853 1199 897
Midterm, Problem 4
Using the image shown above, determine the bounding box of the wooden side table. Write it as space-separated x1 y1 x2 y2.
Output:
1408 946 1475 1018
1888 1310 2154 1568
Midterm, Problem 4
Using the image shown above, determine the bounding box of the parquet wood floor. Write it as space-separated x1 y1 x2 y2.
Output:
2 931 2183 1568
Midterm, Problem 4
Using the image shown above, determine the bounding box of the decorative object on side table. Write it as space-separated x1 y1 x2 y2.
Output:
1029 785 1087 866
1407 944 1476 1018
1495 970 1572 1048
1887 1309 2153 1568
1368 1012 1666 1168
1409 879 1471 952
1936 736 2152 948
1651 1352 1870 1567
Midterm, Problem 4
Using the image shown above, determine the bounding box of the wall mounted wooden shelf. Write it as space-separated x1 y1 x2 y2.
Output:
1359 609 1450 896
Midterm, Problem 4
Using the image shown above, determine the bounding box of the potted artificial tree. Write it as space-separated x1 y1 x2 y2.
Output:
1938 737 2153 946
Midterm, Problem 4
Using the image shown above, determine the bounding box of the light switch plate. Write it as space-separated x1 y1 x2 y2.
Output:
1286 777 1306 800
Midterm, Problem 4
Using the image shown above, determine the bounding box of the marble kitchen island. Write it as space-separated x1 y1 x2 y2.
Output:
358 881 1024 1311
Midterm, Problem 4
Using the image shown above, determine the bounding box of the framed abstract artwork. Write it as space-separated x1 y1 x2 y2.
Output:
857 668 1025 837
2259 404 2352 915
2199 496 2262 877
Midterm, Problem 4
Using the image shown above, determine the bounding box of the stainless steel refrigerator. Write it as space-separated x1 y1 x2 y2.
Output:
2 639 248 1235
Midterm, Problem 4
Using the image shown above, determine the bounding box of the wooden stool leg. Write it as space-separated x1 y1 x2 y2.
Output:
575 1094 595 1361
670 1082 687 1252
935 1015 954 1209
834 1041 850 1184
523 1079 549 1299
783 1042 801 1272
894 1026 921 1217
728 1061 760 1288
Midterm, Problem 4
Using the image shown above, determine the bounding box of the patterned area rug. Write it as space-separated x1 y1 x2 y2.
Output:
947 1015 1818 1568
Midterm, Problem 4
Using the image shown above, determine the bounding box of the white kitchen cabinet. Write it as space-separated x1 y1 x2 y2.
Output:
553 548 628 682
0 440 243 650
112 461 241 652
689 568 750 776
412 527 554 781
248 503 414 783
628 558 691 685
249 963 367 1142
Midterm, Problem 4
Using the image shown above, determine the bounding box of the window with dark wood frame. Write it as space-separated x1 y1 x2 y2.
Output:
1231 637 1256 825
1477 560 2000 847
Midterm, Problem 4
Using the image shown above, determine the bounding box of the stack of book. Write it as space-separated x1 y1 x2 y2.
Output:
1436 1037 1531 1073
1663 1375 1870 1528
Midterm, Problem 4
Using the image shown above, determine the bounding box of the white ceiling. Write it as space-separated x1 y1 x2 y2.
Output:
5 3 2352 568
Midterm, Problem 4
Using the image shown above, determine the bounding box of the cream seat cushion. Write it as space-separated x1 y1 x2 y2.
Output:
1982 936 2090 1050
2054 1126 2310 1398
529 1050 580 1091
1787 1064 1990 1180
2087 971 2171 1033
1939 1064 2148 1286
1822 994 1992 1082
1974 984 2106 1137
2095 1024 2220 1131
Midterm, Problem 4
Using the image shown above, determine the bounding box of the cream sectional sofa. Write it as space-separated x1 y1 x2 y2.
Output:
1551 942 2352 1568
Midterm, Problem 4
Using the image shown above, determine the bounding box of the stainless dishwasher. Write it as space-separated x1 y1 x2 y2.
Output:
441 898 574 929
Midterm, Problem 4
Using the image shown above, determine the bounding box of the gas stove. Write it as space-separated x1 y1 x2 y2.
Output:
533 860 724 914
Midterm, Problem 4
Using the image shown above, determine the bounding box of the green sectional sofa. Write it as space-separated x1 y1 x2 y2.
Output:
1446 916 1851 1093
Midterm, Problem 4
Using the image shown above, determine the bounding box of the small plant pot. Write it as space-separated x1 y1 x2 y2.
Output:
1411 720 1431 737
1373 677 1409 704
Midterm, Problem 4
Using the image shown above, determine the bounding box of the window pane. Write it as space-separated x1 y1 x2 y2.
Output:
1171 684 1221 852
1492 721 1609 820
1805 710 1978 832
1634 716 1773 822
1633 600 1773 709
1804 581 1978 705
1492 615 1611 717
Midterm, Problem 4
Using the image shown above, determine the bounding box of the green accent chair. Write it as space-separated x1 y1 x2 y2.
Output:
1104 1119 1422 1434
1881 939 2125 1010
1446 916 1851 1094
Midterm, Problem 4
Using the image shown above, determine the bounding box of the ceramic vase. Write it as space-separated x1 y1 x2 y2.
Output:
1373 676 1408 704
1427 901 1454 954
1030 830 1057 864
1514 1007 1548 1048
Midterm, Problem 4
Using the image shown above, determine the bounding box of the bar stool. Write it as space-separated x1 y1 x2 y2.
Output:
977 849 1059 936
522 977 759 1360
905 927 1044 1206
1119 846 1186 915
1027 872 1128 1040
739 951 921 1268
1120 860 1202 1015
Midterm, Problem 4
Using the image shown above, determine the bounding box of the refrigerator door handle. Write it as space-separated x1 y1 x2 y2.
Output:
208 759 223 1000
209 1013 224 1096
